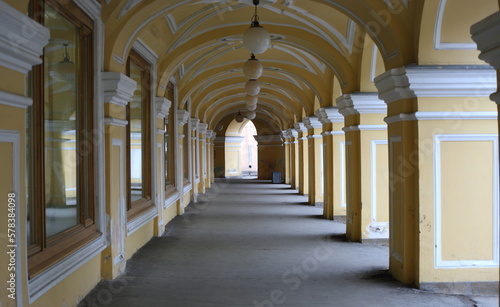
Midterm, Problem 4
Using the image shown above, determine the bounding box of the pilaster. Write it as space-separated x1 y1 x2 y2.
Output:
294 122 309 195
303 116 323 206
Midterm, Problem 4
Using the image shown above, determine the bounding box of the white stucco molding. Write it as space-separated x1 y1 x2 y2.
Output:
405 66 496 97
177 110 189 126
102 72 137 106
254 134 283 143
294 122 307 134
190 118 200 131
337 93 386 116
303 116 323 130
471 11 500 70
0 1 50 74
198 123 208 135
374 67 417 104
316 107 343 124
155 97 171 119
287 129 299 138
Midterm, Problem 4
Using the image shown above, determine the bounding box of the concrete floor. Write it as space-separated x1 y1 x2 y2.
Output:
80 182 498 307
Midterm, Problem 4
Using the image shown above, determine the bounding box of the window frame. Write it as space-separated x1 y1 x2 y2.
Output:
126 49 154 220
27 0 98 278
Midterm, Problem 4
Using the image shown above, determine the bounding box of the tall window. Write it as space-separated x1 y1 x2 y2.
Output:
164 82 175 193
183 104 190 184
26 0 97 278
126 49 153 219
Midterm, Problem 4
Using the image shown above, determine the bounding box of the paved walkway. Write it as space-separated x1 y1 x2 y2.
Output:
80 182 497 307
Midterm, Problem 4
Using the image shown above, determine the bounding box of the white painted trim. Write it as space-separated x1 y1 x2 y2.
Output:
370 44 378 82
434 0 476 50
343 125 387 132
384 113 417 124
340 141 347 208
111 138 126 269
307 135 323 139
316 107 343 124
133 38 158 64
165 191 180 209
321 131 344 136
374 67 416 104
389 135 403 263
104 117 128 127
102 72 137 107
73 0 101 20
0 130 22 307
126 206 158 236
303 116 323 129
369 140 389 239
0 1 50 74
183 183 192 194
0 90 33 109
415 111 497 120
434 134 499 268
155 97 172 119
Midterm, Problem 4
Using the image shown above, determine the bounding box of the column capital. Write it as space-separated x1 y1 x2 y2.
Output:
374 67 416 104
303 116 323 129
316 107 343 124
0 1 50 74
198 123 208 134
254 134 283 145
471 11 500 69
336 93 386 116
155 97 171 119
294 122 307 133
190 118 200 131
102 72 137 106
287 129 298 138
177 110 190 126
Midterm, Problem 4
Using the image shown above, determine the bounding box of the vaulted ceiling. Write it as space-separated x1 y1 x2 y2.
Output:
100 0 424 130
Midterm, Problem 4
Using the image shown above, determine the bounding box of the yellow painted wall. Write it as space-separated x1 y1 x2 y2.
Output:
124 220 154 261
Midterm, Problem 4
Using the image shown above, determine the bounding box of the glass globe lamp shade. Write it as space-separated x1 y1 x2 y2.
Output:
246 111 256 120
243 55 263 79
243 26 271 55
245 79 260 96
246 103 257 111
245 95 258 106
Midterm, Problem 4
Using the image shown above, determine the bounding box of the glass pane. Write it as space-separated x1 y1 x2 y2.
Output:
44 5 79 237
26 76 35 246
164 119 170 188
129 62 143 202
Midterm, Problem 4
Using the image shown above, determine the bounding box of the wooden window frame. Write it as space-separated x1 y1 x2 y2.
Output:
164 82 176 197
27 0 98 278
126 49 154 219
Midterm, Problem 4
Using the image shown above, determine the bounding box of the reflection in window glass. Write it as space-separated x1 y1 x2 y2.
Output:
129 62 143 202
43 5 79 237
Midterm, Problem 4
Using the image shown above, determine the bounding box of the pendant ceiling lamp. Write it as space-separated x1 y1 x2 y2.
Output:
243 54 263 79
245 79 260 96
235 110 244 123
245 95 258 106
246 103 257 111
246 110 256 120
243 0 270 55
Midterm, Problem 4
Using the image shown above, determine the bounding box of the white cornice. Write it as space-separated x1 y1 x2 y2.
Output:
336 95 357 117
384 113 417 124
102 72 137 106
415 111 498 120
471 11 500 69
133 38 158 65
343 125 387 132
198 123 208 134
73 0 101 20
303 116 323 129
316 107 343 124
104 117 128 127
337 93 386 115
294 122 307 133
210 131 216 140
322 131 345 136
374 67 416 104
0 90 32 109
405 66 496 97
190 118 200 131
0 1 50 74
155 97 172 119
287 129 299 138
281 130 290 139
176 110 189 126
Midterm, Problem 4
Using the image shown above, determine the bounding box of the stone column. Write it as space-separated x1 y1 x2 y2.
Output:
189 118 200 201
287 129 299 189
303 116 323 206
198 123 208 194
210 131 216 184
102 72 137 279
281 131 291 184
375 65 498 291
337 93 388 243
294 122 309 195
316 107 345 220
176 110 190 213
